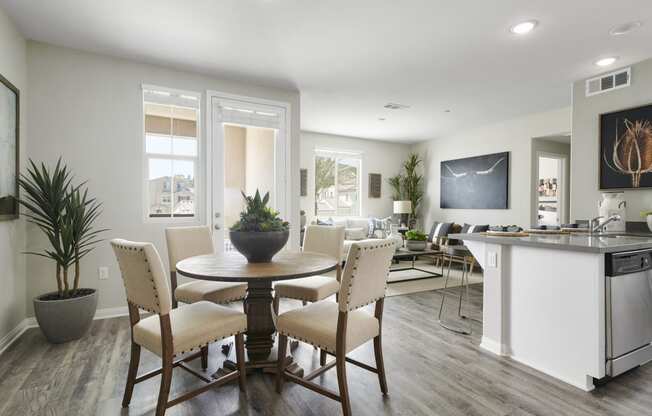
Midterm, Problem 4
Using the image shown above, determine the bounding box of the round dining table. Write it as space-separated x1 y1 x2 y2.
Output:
176 250 338 374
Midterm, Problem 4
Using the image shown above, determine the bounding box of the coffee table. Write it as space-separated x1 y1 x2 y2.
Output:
388 248 443 283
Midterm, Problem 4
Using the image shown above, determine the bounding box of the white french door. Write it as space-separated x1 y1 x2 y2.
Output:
206 92 289 252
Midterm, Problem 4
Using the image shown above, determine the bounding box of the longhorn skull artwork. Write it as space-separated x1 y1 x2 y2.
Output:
440 152 509 209
603 119 652 188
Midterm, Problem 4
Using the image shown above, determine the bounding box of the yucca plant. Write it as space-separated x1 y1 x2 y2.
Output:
402 153 424 224
18 158 106 298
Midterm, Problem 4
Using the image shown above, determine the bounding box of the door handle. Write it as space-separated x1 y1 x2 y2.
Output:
214 224 220 230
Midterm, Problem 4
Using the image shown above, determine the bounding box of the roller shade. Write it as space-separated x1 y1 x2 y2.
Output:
145 115 196 137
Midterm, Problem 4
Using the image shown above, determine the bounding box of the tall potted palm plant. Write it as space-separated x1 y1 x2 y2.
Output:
19 159 106 343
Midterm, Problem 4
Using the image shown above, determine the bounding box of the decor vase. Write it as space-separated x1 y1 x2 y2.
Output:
229 230 289 263
33 288 98 343
405 240 427 251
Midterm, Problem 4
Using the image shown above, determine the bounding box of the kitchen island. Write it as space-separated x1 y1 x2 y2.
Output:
448 232 652 391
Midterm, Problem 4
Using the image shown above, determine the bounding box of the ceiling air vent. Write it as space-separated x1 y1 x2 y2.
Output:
383 102 410 110
585 67 631 97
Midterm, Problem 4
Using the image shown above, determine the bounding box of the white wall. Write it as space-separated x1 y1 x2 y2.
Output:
26 41 301 315
0 8 27 341
412 107 571 231
300 131 410 221
571 58 652 222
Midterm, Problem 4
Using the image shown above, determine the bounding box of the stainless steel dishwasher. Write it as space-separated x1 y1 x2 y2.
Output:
605 249 652 377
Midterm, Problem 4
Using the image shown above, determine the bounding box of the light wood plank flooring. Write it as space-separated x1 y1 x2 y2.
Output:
1 285 652 416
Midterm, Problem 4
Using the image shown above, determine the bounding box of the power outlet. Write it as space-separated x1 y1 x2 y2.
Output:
487 252 498 268
98 266 109 280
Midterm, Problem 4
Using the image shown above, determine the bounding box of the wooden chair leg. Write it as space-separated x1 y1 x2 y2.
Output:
373 335 388 395
320 349 327 366
235 334 247 392
276 334 288 393
336 352 352 416
122 342 141 408
200 346 208 370
155 356 173 416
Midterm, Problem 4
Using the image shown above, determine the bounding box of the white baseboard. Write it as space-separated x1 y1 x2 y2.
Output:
480 336 510 356
1 305 131 356
0 319 30 356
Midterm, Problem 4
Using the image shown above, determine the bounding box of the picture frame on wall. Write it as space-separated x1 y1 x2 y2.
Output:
300 169 308 197
0 73 19 221
368 173 381 198
440 152 509 209
600 103 652 190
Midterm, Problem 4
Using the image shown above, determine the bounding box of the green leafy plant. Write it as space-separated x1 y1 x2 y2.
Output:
231 189 289 232
387 174 403 200
641 211 652 218
18 159 107 299
405 229 427 241
402 153 424 221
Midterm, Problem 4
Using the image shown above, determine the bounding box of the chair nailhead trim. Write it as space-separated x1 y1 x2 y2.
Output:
172 326 248 357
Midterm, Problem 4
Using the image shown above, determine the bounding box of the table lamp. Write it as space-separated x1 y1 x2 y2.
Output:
393 200 412 228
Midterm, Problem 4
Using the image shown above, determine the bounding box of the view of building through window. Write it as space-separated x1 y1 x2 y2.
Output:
143 89 199 218
314 151 361 217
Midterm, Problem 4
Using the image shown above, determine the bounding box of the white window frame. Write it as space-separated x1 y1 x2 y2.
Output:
314 148 363 218
142 84 203 224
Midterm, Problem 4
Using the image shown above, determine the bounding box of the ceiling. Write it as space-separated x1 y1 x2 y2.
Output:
2 0 652 143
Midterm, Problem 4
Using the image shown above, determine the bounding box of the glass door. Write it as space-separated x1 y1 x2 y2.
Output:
209 96 287 251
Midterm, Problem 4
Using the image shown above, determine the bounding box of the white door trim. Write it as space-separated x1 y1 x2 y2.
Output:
205 90 292 250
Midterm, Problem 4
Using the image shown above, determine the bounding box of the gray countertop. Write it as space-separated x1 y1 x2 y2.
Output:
448 232 652 253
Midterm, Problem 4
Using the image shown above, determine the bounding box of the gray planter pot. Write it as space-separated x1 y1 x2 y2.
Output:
405 240 427 251
229 230 289 263
33 289 98 343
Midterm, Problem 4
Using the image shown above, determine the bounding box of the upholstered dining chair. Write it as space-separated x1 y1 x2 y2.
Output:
275 239 395 416
272 225 344 313
165 226 247 309
111 239 247 416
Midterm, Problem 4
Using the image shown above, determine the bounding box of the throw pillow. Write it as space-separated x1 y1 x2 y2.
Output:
345 227 367 241
316 218 333 226
461 223 490 233
428 221 453 242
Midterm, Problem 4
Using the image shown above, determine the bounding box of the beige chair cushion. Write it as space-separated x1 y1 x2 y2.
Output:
165 226 213 272
111 239 172 315
339 240 395 312
175 281 247 304
274 276 340 302
277 301 379 354
133 301 246 357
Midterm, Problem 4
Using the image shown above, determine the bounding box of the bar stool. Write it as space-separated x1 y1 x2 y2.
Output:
437 245 476 335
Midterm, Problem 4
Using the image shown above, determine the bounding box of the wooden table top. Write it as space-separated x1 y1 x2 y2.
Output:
176 251 339 282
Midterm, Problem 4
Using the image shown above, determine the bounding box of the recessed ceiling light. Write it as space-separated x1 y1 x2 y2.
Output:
510 20 538 35
444 109 451 113
383 103 410 110
610 21 643 36
378 118 386 121
595 57 618 67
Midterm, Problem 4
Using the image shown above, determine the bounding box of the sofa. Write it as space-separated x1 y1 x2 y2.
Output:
311 217 403 261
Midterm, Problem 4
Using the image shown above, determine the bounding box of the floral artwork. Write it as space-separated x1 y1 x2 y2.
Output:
601 104 652 189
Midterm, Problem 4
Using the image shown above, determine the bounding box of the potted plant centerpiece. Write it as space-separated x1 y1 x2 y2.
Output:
19 159 107 343
230 190 290 263
405 229 428 251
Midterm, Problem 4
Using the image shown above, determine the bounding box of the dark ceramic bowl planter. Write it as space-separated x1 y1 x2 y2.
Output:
33 288 98 343
230 230 290 263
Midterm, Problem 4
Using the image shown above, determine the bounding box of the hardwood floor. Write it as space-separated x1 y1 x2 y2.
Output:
2 285 652 416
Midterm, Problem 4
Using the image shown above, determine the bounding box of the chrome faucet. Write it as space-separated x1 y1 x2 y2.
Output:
589 214 622 234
